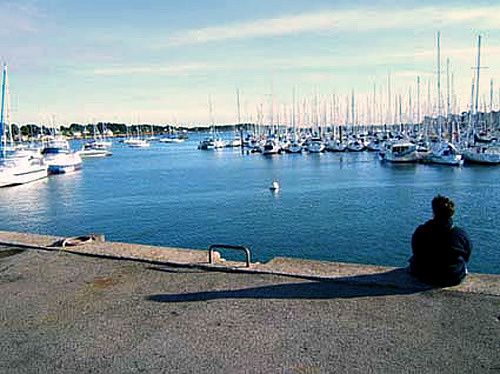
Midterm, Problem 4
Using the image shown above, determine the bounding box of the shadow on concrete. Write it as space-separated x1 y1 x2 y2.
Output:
0 247 25 260
146 266 208 274
146 268 435 302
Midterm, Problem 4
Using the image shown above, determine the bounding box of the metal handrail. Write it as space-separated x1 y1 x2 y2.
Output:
208 244 252 268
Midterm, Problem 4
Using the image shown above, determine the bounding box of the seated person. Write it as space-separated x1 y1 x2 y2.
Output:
409 195 472 286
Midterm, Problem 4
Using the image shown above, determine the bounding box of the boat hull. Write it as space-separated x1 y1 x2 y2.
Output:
0 166 48 187
463 151 500 165
48 163 82 174
45 153 83 174
427 155 464 166
78 150 112 158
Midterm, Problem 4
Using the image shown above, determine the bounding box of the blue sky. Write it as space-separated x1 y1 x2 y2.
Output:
2 0 500 126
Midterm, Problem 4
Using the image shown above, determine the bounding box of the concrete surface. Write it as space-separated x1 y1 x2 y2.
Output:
0 230 498 296
1 245 499 373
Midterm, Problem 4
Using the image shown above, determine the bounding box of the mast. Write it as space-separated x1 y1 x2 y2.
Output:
351 90 355 128
408 87 412 125
446 58 452 141
417 76 421 125
398 94 402 132
208 94 215 137
468 78 475 145
451 72 456 114
387 72 391 124
489 79 493 132
437 31 442 140
446 58 451 119
474 35 482 115
236 89 241 124
0 64 7 153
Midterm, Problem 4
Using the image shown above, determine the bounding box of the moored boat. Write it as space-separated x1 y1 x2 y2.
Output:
42 138 83 174
306 138 325 153
427 141 463 166
261 139 281 155
78 141 112 158
463 145 500 165
383 141 419 163
0 154 48 187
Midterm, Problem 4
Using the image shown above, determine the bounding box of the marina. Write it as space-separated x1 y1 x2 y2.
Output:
2 2 500 372
0 133 499 275
0 10 499 276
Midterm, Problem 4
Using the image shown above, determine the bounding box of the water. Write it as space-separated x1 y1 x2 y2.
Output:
0 134 498 274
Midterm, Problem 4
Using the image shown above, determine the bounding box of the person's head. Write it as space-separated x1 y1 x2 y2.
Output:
432 195 455 221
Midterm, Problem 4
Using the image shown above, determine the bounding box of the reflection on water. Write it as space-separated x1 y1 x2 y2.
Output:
0 135 498 274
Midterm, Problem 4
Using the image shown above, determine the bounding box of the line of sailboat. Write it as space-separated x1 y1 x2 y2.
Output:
0 65 117 187
193 33 498 166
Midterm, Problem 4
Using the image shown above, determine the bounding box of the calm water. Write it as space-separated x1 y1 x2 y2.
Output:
0 133 498 274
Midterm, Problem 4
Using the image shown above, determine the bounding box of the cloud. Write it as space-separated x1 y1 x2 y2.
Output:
0 1 43 34
165 5 500 47
92 63 217 76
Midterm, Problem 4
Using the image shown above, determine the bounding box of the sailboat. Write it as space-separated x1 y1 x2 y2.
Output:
0 64 48 187
285 88 302 153
42 136 83 174
463 35 500 165
78 123 112 157
427 32 463 166
306 137 325 153
383 141 419 163
78 141 112 158
126 124 150 148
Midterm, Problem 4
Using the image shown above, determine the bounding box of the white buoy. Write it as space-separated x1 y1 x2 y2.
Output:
269 180 280 191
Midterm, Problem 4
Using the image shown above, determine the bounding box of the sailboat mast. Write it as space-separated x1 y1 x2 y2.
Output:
351 90 355 128
489 79 493 131
437 31 442 140
0 64 7 152
408 87 412 125
417 76 421 125
446 58 451 119
468 78 475 145
387 72 391 125
236 89 241 124
474 35 482 115
446 58 452 140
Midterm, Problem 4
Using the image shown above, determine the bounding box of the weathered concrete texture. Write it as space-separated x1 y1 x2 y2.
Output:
0 230 498 296
1 248 499 373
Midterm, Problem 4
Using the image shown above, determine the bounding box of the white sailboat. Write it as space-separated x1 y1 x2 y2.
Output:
428 32 463 166
79 123 113 157
286 136 303 153
428 140 463 166
78 141 112 158
463 145 500 165
261 138 281 155
463 35 500 165
0 64 48 187
284 88 302 154
42 137 82 174
127 138 150 148
383 141 419 163
325 138 347 152
306 137 325 153
0 155 48 187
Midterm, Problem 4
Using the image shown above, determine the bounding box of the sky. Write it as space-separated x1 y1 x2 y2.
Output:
2 0 500 126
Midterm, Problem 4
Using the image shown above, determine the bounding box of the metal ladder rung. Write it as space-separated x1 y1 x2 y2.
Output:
208 244 252 268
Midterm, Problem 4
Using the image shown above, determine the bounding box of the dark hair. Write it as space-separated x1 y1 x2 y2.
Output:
432 195 455 220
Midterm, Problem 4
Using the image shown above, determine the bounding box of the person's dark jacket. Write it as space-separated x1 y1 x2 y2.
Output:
409 218 472 286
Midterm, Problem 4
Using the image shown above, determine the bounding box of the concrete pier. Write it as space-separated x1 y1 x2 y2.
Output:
0 231 499 373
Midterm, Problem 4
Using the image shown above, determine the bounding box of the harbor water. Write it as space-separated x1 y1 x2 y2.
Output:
0 133 498 274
